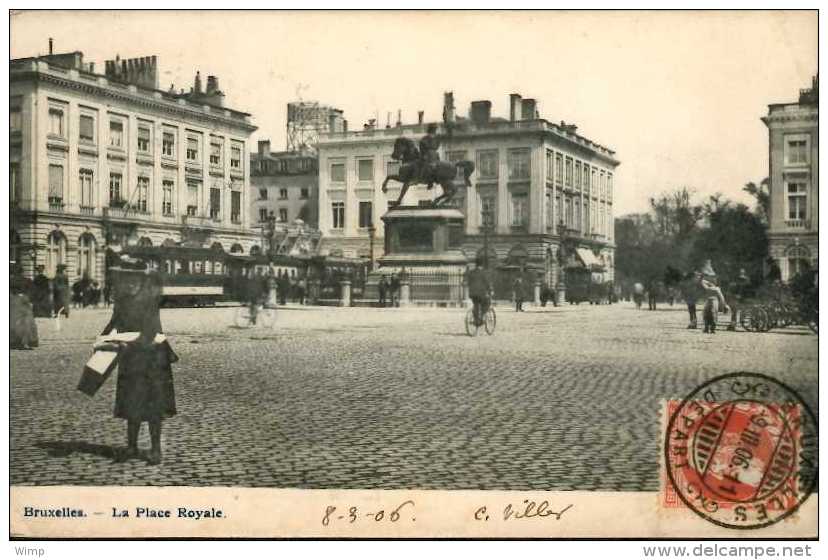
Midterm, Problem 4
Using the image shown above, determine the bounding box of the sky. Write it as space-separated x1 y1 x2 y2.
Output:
10 10 817 215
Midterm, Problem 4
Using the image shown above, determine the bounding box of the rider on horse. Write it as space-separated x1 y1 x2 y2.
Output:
418 123 441 189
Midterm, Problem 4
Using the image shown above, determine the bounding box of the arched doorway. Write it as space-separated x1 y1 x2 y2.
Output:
785 245 811 280
162 238 177 248
138 236 153 247
250 245 262 257
78 232 97 279
211 242 224 252
46 230 67 277
230 243 244 254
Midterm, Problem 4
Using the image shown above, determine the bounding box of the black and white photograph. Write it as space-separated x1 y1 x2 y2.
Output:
7 8 819 544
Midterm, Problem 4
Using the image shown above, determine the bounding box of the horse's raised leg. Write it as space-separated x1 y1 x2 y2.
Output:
394 182 410 206
381 175 397 194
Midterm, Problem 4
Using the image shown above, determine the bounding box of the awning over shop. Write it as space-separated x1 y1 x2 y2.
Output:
575 248 602 269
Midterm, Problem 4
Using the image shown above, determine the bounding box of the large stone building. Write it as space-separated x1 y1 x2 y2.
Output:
250 140 318 228
10 49 258 283
316 93 619 293
762 75 819 281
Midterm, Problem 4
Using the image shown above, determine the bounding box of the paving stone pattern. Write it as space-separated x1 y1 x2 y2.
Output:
10 303 818 490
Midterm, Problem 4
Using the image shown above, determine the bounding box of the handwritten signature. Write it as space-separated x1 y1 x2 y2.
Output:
475 500 573 522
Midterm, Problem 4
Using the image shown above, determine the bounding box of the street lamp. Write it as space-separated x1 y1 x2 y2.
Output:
481 206 494 269
368 225 376 272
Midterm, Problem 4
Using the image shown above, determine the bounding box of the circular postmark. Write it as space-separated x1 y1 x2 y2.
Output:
665 372 818 529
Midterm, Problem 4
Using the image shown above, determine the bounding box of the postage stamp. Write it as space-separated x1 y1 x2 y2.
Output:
662 372 818 530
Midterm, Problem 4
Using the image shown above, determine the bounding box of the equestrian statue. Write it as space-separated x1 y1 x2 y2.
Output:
381 124 475 207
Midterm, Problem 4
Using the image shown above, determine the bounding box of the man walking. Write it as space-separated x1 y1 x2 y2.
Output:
378 275 388 308
513 276 525 312
727 268 751 331
389 273 401 307
53 264 70 318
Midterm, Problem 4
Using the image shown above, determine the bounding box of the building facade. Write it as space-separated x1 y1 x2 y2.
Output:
316 93 619 290
762 76 819 282
250 139 318 228
10 51 258 283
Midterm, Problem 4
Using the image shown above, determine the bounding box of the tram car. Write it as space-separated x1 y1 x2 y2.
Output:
112 246 239 306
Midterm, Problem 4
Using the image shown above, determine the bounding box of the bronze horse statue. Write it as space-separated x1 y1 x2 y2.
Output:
381 137 475 207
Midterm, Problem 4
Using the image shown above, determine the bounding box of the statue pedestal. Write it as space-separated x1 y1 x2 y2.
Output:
370 206 469 305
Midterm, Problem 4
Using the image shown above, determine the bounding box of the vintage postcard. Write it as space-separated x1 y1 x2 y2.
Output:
7 9 819 542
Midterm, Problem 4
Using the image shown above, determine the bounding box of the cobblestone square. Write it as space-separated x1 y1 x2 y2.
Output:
10 303 818 490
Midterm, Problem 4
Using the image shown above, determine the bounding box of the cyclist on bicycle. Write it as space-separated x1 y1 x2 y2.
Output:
467 258 492 326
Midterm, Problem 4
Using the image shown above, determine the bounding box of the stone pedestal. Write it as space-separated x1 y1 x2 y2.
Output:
400 281 411 306
374 206 469 305
339 280 351 307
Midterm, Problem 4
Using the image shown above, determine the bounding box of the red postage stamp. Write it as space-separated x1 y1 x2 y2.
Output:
662 373 817 529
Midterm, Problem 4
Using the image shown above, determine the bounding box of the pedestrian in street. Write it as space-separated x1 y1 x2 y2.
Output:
727 268 751 331
278 272 289 306
378 275 388 308
389 273 400 307
647 279 660 311
296 276 306 305
513 276 525 312
632 282 645 310
681 271 700 329
96 258 177 465
53 264 70 318
699 260 727 334
10 265 38 350
31 265 52 317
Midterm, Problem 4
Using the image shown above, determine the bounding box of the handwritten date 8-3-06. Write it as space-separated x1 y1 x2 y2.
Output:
322 500 416 526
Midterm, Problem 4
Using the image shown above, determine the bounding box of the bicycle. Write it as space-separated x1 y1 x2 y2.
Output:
465 302 496 336
234 302 276 328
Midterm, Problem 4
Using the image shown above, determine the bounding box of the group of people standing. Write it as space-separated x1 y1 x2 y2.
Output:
29 264 72 318
377 274 401 307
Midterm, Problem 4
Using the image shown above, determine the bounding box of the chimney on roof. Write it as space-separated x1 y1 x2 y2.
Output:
470 100 492 126
521 98 537 120
396 109 402 127
343 119 348 133
49 37 53 55
509 93 522 122
194 71 202 94
206 75 218 95
258 140 271 158
418 110 424 125
443 91 456 125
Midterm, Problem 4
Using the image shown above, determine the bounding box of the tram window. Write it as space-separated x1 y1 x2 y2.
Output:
174 260 183 274
194 261 203 274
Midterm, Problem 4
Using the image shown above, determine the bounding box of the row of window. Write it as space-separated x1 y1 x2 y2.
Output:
258 187 310 200
329 201 377 230
327 194 612 237
42 163 242 221
18 103 245 170
545 150 613 200
255 158 314 174
325 149 613 198
259 208 291 223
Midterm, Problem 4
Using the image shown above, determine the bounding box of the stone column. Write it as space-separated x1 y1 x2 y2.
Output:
339 279 351 307
399 280 411 307
534 279 541 307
